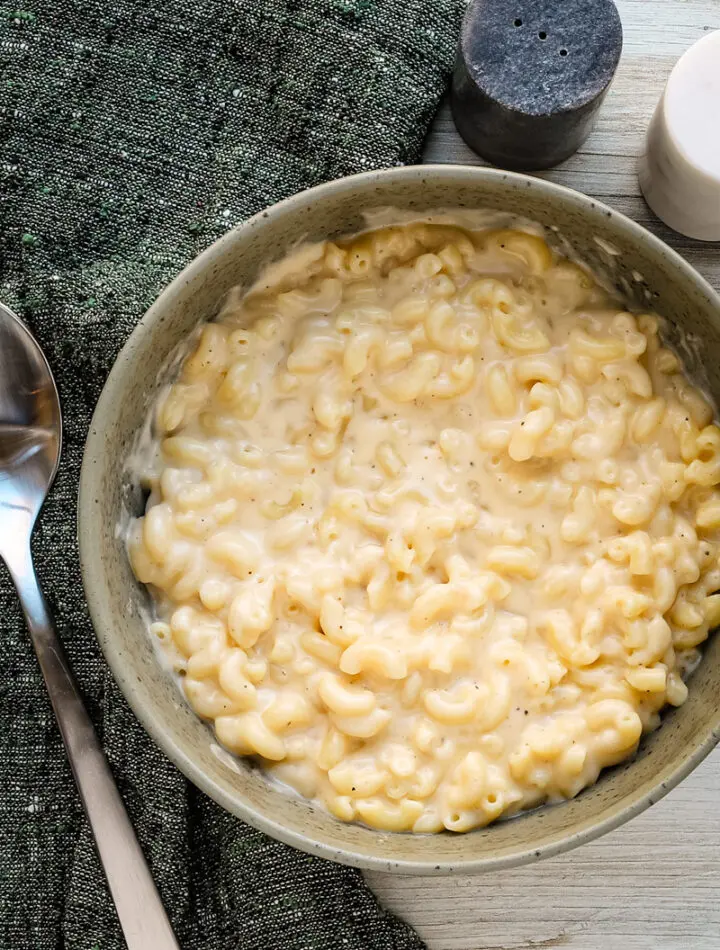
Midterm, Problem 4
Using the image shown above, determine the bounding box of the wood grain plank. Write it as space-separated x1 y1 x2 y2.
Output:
367 2 720 947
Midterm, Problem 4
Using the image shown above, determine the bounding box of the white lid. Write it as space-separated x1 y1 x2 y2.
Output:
664 30 720 182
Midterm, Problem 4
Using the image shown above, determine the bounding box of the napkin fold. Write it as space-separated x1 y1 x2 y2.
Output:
0 0 463 946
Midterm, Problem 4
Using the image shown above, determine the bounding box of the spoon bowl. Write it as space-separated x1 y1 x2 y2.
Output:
0 302 61 536
0 301 179 949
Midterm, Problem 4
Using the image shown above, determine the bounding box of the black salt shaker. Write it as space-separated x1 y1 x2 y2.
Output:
451 0 623 171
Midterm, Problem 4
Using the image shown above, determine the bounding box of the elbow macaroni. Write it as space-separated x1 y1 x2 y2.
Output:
129 221 720 834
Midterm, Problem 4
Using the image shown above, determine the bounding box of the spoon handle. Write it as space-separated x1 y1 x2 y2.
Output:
5 540 181 950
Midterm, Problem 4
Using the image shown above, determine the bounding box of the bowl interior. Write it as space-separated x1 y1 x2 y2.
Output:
79 166 720 873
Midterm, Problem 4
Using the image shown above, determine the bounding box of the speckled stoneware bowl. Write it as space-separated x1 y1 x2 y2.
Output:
78 165 720 874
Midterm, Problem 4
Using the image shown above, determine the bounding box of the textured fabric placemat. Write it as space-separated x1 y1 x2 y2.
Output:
0 1 464 947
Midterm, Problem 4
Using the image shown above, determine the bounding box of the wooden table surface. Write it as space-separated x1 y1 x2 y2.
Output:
366 2 720 948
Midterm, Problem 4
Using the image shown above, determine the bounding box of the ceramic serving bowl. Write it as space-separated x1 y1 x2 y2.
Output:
78 165 720 874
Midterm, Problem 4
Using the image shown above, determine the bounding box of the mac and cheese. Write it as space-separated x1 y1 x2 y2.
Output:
130 221 720 833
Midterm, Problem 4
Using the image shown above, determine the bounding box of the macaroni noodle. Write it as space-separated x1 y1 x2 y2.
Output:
129 221 720 834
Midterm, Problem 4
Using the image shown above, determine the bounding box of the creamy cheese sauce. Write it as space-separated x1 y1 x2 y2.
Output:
128 220 720 833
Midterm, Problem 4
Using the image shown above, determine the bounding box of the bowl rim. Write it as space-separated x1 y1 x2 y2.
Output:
78 163 720 874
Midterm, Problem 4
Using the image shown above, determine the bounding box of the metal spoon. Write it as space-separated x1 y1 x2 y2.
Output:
0 301 180 949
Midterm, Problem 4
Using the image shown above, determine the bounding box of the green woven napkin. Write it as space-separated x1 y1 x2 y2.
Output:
0 1 463 946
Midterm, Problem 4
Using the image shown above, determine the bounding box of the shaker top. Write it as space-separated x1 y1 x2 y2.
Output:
452 0 623 170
